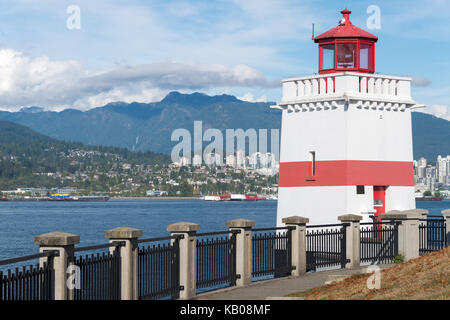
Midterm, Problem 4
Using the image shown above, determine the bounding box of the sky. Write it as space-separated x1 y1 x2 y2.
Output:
0 0 449 120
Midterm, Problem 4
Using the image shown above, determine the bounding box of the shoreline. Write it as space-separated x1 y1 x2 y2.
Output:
110 196 200 200
0 196 202 202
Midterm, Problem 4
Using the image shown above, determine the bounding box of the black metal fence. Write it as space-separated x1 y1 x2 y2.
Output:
138 235 181 300
360 222 398 264
0 251 58 301
252 227 294 279
419 218 447 256
4 214 449 301
306 224 347 271
196 231 238 292
72 242 123 300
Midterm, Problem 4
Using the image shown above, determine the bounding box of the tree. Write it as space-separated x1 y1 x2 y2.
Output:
423 191 432 196
179 182 194 197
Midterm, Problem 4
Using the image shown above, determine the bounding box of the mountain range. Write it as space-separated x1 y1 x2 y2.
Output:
0 91 449 161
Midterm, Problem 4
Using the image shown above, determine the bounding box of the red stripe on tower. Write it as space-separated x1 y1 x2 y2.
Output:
278 160 414 187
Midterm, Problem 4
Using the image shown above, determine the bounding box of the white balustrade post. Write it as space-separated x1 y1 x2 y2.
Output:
282 81 297 101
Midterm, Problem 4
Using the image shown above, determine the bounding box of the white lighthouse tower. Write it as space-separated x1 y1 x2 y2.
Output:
274 9 423 226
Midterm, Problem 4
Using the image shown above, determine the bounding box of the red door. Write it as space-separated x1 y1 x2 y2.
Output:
373 186 386 238
373 186 386 222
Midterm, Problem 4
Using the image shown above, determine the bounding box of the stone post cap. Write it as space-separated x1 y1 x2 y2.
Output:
380 210 421 220
403 209 428 216
442 209 450 217
105 227 143 239
34 231 80 246
226 219 256 229
282 216 309 225
338 214 363 222
166 222 200 233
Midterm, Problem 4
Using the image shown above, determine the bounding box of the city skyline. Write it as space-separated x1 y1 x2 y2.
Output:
414 154 450 195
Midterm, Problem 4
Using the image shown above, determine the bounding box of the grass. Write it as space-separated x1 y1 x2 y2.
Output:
288 247 449 300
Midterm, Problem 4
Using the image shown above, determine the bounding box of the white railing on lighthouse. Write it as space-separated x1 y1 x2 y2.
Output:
281 72 412 103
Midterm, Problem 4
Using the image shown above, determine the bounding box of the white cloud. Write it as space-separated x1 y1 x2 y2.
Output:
238 93 267 103
411 77 432 87
166 1 199 17
1 0 320 77
0 48 276 111
0 48 85 110
418 105 450 121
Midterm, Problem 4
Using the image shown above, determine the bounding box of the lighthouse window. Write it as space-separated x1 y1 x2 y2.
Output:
321 44 335 69
310 151 316 176
356 185 365 194
360 44 370 69
337 43 356 68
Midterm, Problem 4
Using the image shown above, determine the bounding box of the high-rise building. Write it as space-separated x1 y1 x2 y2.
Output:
205 153 222 167
417 157 427 178
226 154 236 167
437 155 448 183
236 149 245 169
192 154 202 167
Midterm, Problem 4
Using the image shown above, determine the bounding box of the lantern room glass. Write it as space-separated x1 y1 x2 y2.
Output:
321 44 335 70
337 43 356 69
360 44 370 69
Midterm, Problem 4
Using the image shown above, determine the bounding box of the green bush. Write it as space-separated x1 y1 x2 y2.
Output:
394 254 405 264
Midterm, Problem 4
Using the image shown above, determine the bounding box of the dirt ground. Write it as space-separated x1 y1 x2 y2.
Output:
290 247 449 300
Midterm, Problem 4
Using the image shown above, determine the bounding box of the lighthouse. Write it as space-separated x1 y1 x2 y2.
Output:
273 9 422 225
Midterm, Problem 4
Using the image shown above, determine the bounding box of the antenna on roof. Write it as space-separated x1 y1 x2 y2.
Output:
312 23 315 40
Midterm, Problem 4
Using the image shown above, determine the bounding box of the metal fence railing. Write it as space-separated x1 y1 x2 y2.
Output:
72 241 124 300
0 251 58 301
5 213 448 301
360 222 398 264
196 230 239 292
137 235 182 300
419 219 447 256
252 227 294 280
306 224 347 271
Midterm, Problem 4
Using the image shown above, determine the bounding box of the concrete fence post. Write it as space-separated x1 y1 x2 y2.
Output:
167 222 200 300
282 216 309 276
34 231 80 300
443 209 450 246
408 209 429 248
415 209 429 221
226 219 255 286
381 210 421 261
338 214 362 269
105 227 142 300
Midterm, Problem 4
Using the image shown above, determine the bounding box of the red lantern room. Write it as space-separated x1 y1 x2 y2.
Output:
314 8 378 74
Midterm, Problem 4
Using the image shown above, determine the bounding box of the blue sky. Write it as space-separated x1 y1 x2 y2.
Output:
0 0 449 120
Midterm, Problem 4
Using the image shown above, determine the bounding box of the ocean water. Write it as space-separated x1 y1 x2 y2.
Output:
0 199 277 260
0 199 448 261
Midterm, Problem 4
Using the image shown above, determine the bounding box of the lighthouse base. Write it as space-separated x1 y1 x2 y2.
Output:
276 186 416 226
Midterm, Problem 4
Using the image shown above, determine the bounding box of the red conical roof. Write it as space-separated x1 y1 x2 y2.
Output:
314 9 378 42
